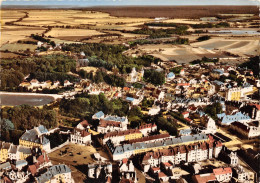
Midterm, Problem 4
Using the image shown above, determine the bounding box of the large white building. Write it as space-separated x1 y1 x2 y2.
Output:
70 128 91 145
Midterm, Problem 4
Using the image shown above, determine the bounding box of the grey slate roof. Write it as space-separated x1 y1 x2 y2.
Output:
38 125 48 134
111 133 208 156
0 162 11 170
36 164 71 183
20 126 50 145
18 146 32 154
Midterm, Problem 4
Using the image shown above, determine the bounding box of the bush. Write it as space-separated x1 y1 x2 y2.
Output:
197 35 211 42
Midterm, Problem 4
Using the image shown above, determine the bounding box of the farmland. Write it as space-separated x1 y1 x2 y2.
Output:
1 6 259 63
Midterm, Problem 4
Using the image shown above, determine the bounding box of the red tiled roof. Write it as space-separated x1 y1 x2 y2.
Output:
106 176 112 183
152 167 160 171
99 119 121 128
249 103 260 110
177 83 190 86
163 162 172 167
139 123 156 130
74 128 91 137
28 165 37 175
3 176 12 183
182 111 189 115
80 120 90 128
213 167 232 175
104 129 141 138
123 87 130 91
224 167 232 174
37 155 44 164
30 79 39 83
215 141 222 148
158 172 166 177
194 173 216 183
122 158 128 164
185 118 192 122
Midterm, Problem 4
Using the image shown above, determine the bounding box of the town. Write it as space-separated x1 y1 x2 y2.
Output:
1 3 260 183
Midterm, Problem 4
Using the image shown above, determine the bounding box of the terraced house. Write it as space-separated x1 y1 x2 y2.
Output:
106 133 209 160
0 141 32 162
141 139 223 172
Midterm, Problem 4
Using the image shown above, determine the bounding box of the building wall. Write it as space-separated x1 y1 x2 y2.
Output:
125 132 143 141
0 149 8 162
19 140 42 149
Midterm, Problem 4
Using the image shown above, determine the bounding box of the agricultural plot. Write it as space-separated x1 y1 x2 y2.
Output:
46 28 105 42
1 25 45 46
124 44 224 63
192 38 260 56
0 43 37 52
0 10 26 24
13 9 153 29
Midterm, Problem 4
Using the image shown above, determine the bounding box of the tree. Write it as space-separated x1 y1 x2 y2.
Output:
144 70 165 86
94 71 104 83
204 102 222 120
0 118 14 131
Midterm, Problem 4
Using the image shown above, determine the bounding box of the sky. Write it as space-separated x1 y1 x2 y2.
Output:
1 0 259 6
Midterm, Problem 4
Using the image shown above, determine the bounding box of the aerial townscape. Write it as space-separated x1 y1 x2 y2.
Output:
0 1 260 183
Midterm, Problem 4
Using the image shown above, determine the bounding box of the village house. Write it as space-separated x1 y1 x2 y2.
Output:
201 115 217 134
233 165 253 182
119 159 137 183
64 80 73 87
28 150 52 176
70 128 91 145
148 105 161 116
87 163 112 180
240 103 260 121
138 123 157 136
166 72 175 81
97 115 129 133
226 87 242 101
35 164 72 183
230 121 260 138
213 167 232 182
76 120 91 130
0 142 11 162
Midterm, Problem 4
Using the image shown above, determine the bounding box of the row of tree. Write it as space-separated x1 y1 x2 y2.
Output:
0 54 77 90
126 25 190 38
190 22 230 29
